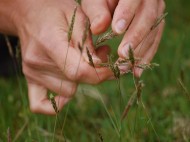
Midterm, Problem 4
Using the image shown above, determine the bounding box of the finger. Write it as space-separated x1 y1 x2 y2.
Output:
112 0 141 34
117 29 158 73
134 21 165 77
65 6 102 64
133 0 166 62
134 28 158 59
118 0 158 59
27 83 70 115
106 0 119 14
47 40 113 84
81 0 111 34
23 64 77 97
158 0 166 14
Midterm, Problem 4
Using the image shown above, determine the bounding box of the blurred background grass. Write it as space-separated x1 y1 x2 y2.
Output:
1 0 190 141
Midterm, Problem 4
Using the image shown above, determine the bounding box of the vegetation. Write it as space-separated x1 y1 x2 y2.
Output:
1 0 190 141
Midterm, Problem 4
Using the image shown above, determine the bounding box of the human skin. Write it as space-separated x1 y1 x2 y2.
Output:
0 0 165 115
0 0 113 115
82 0 166 76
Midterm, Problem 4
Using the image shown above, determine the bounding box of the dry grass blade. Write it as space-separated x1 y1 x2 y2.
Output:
4 35 14 58
141 100 160 142
13 117 28 142
36 127 70 142
49 93 59 114
7 127 11 142
151 12 168 30
67 6 77 42
121 81 144 120
178 79 190 101
136 81 144 102
96 31 117 46
121 91 136 120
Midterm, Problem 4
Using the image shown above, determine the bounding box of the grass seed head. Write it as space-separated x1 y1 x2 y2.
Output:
96 30 117 46
49 93 59 114
68 6 77 42
136 63 159 70
86 47 95 67
82 18 90 47
128 46 135 66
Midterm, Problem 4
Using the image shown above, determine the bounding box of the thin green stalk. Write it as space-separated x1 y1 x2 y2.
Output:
60 104 70 142
86 55 121 137
90 54 121 139
132 105 139 137
99 95 120 137
4 36 25 105
59 18 89 140
54 6 78 142
110 105 120 132
140 100 160 142
178 78 190 101
116 79 122 142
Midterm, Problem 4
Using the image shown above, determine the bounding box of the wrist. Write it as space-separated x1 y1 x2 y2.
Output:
0 0 36 36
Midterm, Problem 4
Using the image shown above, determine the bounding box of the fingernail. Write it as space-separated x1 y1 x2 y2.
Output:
122 43 132 58
115 19 127 34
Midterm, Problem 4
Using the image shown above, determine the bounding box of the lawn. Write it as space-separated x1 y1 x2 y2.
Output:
1 0 190 141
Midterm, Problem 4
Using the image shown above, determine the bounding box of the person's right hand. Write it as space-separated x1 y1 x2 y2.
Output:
82 0 165 77
1 0 113 114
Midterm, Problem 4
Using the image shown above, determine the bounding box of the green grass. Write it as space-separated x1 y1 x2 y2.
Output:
1 0 190 141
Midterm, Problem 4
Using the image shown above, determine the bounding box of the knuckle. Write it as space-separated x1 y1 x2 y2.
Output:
22 45 42 67
64 64 78 81
76 10 86 23
23 53 37 66
131 28 145 45
120 7 134 20
148 10 157 22
75 66 86 81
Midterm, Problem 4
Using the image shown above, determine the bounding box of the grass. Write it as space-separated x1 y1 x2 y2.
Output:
1 0 190 141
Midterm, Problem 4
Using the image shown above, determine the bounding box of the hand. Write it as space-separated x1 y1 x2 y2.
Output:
82 0 165 76
0 0 113 114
